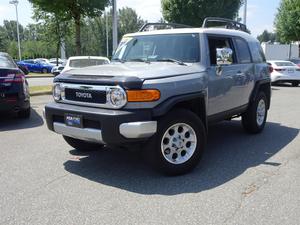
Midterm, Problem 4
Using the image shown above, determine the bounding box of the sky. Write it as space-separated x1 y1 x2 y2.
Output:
0 0 280 37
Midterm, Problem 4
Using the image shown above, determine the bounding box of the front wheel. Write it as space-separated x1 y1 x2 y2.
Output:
291 81 299 87
144 109 206 175
63 136 104 151
242 92 268 134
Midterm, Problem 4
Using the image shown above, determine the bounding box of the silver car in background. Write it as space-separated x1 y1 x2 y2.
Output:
268 60 300 87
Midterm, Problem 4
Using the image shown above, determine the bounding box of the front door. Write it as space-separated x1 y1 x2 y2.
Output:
207 35 242 116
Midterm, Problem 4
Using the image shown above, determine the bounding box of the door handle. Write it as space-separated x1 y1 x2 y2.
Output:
236 71 244 76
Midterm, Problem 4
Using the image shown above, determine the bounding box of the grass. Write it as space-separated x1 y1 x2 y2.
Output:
29 85 52 94
27 72 53 77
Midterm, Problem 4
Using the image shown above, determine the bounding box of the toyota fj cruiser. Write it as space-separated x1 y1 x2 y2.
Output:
44 18 271 175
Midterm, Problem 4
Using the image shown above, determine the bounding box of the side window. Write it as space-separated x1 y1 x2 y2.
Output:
208 36 236 66
235 38 252 63
249 42 266 63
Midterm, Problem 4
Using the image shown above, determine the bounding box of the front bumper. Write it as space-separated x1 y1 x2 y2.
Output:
44 102 157 145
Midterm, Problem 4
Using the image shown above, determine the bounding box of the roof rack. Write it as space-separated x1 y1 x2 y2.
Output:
139 23 193 32
202 17 249 33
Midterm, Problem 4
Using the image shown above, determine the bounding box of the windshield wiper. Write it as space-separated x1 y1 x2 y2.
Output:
127 58 150 64
156 58 187 66
112 58 125 63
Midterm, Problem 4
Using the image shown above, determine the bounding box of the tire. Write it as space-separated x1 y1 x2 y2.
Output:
63 135 104 151
17 107 31 119
42 68 48 74
242 92 268 134
144 109 206 176
291 81 299 87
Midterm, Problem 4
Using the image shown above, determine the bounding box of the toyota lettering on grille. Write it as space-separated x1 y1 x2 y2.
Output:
75 91 93 99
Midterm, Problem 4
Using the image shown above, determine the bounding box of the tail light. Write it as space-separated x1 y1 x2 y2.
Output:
268 66 273 73
3 73 25 83
12 73 25 83
274 68 285 72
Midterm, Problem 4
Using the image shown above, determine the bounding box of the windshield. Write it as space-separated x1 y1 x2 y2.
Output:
0 54 17 69
69 58 108 68
113 33 200 63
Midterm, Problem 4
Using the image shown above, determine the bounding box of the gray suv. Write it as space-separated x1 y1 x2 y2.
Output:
45 18 271 175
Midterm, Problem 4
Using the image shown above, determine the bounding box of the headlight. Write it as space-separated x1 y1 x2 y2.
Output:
53 83 62 101
107 87 127 108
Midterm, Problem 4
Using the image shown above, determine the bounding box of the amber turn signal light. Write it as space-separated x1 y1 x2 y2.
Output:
126 89 160 102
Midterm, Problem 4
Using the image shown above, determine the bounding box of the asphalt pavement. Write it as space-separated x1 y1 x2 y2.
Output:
0 85 299 225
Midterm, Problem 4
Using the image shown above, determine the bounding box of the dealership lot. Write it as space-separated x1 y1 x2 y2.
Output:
0 85 299 225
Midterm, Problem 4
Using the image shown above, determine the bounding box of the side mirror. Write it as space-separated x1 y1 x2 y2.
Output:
216 47 233 66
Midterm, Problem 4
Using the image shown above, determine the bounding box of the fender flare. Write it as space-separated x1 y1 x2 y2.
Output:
151 91 208 130
250 78 271 109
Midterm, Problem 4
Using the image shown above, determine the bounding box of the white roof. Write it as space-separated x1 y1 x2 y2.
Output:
125 27 257 42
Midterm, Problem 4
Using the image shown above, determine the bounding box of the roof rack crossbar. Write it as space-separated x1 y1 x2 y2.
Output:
139 23 193 32
202 17 249 33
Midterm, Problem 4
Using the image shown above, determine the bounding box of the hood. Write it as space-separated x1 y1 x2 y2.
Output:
64 62 204 79
55 62 205 89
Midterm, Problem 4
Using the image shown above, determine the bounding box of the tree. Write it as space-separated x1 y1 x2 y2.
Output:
275 0 300 43
28 0 109 55
79 7 145 57
257 30 277 43
161 0 243 27
2 20 24 41
0 26 9 51
118 7 145 38
33 9 71 64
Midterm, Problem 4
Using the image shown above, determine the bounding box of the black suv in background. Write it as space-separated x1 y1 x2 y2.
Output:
0 52 30 118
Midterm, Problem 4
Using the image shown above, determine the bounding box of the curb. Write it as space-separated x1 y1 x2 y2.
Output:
30 91 52 97
26 75 54 79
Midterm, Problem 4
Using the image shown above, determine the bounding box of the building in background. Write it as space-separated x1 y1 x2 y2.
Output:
261 43 299 60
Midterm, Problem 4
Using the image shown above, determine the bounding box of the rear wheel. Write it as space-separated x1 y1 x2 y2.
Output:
242 92 268 134
291 81 299 87
42 68 48 74
144 109 206 175
63 136 104 151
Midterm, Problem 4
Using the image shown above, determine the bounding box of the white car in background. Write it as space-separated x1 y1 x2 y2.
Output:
60 56 110 74
49 58 64 65
267 60 300 87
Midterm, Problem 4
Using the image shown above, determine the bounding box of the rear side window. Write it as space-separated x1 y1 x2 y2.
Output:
235 38 252 63
0 54 17 68
274 62 296 67
249 42 266 63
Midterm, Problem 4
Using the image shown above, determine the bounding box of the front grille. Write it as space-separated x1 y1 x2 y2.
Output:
64 88 106 104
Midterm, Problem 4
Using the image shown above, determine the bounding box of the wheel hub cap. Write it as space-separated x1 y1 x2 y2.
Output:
161 123 197 165
256 99 266 126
